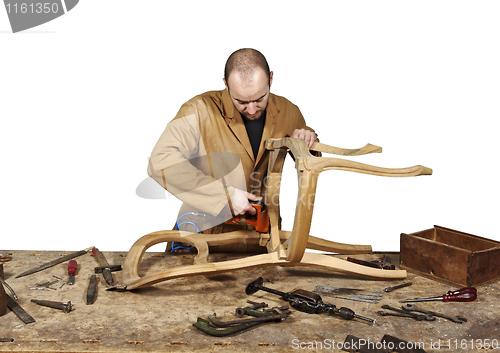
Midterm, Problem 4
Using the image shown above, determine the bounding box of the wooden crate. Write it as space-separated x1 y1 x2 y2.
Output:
400 225 500 287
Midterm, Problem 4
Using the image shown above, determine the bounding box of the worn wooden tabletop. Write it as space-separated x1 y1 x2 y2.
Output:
0 250 499 352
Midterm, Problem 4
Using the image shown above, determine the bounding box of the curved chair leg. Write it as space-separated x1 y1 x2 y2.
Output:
122 232 405 290
121 229 384 289
121 230 264 286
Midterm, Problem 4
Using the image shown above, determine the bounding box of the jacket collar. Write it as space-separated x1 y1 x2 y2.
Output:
222 89 236 120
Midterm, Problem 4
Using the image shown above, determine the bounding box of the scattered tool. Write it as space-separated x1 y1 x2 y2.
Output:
314 286 382 304
86 275 98 305
193 301 290 337
402 303 467 323
98 265 124 291
0 282 5 316
67 260 77 285
235 300 268 317
401 287 477 303
208 307 290 327
384 282 412 292
0 338 14 343
322 295 380 304
194 317 260 337
35 279 59 289
0 278 18 300
5 294 35 324
15 247 94 278
225 199 270 233
347 256 395 270
31 299 72 313
314 286 383 297
91 248 114 286
378 305 435 321
95 265 122 273
0 253 12 262
0 264 8 315
246 277 375 323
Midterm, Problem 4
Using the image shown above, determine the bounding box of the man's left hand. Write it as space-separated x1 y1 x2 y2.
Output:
291 129 317 149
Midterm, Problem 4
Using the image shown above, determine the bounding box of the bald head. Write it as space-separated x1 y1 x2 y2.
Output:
224 48 271 88
223 49 273 121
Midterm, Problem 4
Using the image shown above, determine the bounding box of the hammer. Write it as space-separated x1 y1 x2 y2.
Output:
91 248 121 286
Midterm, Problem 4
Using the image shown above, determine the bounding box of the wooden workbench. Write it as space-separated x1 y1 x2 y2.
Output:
0 250 499 352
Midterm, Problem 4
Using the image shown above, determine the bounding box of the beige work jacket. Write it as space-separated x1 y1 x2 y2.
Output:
148 89 315 218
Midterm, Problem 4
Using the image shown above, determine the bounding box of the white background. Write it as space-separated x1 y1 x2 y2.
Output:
1 1 499 252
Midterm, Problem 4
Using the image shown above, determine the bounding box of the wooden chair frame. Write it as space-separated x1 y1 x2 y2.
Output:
121 138 432 289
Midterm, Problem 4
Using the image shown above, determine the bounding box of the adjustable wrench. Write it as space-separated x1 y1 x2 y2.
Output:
402 303 467 323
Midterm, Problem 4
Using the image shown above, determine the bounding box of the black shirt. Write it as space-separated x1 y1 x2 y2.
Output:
242 110 266 160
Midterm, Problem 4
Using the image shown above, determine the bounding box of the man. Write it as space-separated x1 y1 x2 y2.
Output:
148 48 317 240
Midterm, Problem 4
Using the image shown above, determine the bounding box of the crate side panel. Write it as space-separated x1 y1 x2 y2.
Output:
434 226 500 252
406 228 436 241
468 248 500 286
401 233 469 285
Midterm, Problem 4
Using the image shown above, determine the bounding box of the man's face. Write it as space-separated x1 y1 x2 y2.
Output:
224 69 273 121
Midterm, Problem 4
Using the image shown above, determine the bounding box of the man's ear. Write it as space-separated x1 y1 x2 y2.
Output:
223 78 228 90
269 71 274 88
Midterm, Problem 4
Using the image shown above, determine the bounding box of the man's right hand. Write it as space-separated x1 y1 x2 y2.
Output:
230 189 261 216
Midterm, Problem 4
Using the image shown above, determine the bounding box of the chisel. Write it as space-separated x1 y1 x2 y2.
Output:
86 275 98 305
15 247 94 278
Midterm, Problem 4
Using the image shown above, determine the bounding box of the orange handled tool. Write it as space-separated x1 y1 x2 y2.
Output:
67 260 77 285
225 200 269 233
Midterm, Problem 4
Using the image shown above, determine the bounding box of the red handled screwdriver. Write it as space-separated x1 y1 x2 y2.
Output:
401 287 477 303
67 260 77 285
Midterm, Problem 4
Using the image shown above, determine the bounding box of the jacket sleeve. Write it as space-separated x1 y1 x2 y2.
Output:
288 102 318 140
298 108 320 149
147 102 234 216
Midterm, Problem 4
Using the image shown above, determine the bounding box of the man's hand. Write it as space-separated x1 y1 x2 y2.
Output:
291 128 317 149
230 189 261 216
